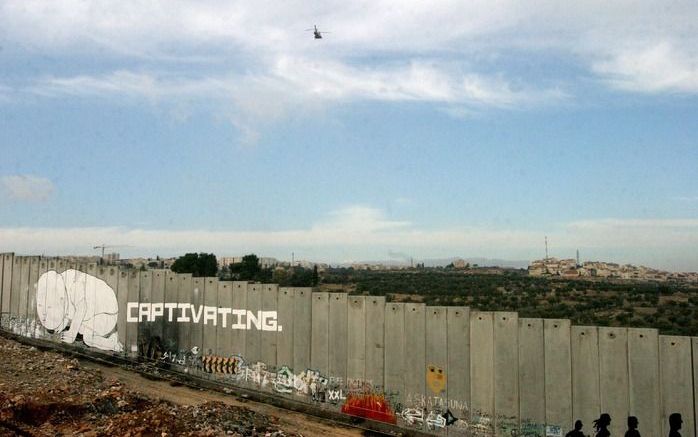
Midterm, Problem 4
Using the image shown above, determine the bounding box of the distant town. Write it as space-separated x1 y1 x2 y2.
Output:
528 257 698 283
52 252 698 284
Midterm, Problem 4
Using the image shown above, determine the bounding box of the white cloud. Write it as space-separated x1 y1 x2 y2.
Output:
1 207 696 270
31 71 235 100
1 175 55 202
273 57 565 108
32 58 562 108
593 43 698 94
563 218 698 248
26 60 564 144
3 0 698 99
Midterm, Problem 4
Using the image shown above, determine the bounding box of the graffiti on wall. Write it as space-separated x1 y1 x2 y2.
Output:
341 393 397 424
427 364 446 395
520 419 546 437
2 259 688 437
545 424 562 437
126 303 282 331
36 270 123 352
202 355 245 374
159 347 203 369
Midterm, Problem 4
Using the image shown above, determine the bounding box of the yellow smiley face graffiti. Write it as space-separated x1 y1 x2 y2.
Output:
427 364 446 394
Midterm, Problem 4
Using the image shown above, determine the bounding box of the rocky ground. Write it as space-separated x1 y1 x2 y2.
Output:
0 335 365 436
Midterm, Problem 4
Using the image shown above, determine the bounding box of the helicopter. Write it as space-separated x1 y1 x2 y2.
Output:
305 25 329 39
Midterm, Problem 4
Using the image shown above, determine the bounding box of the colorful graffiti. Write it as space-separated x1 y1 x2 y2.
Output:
426 363 446 394
202 355 244 374
341 393 397 424
1 255 691 437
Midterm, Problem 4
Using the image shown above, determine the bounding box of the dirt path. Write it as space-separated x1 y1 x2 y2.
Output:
83 361 366 437
0 335 374 436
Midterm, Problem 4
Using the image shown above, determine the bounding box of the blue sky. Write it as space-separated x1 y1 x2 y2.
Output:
1 1 697 270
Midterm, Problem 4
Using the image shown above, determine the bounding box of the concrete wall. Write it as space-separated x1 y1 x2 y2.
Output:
1 254 696 437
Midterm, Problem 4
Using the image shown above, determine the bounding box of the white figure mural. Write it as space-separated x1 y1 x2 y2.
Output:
36 269 123 352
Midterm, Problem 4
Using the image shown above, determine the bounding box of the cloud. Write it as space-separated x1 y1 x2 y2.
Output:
563 218 698 248
1 206 696 270
31 71 234 100
27 59 564 145
3 0 698 99
31 58 563 108
593 43 698 94
273 57 565 108
1 175 55 202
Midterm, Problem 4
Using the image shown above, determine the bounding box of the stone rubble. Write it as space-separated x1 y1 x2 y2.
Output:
0 336 301 436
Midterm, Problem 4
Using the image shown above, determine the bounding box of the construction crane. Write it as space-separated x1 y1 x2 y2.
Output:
93 244 128 262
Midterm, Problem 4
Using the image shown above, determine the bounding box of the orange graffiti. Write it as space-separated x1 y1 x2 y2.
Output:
341 393 397 424
427 364 446 394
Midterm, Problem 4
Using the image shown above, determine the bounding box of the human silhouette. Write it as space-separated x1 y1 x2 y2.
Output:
625 416 640 437
669 413 682 437
593 413 611 437
566 420 585 437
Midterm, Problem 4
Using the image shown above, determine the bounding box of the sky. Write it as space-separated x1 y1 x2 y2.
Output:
0 1 697 270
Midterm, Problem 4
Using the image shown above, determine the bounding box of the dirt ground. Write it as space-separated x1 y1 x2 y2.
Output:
0 335 368 436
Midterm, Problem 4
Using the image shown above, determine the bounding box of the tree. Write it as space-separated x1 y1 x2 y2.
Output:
230 254 262 281
171 252 218 277
313 265 319 286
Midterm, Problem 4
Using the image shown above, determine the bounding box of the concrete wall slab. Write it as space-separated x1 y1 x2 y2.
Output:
245 283 261 363
162 271 179 356
230 281 247 358
261 284 278 367
215 280 232 357
446 306 470 435
26 257 40 336
292 288 312 373
659 335 694 437
425 306 448 435
403 303 426 431
126 270 140 357
518 318 545 437
384 302 405 412
544 319 572 435
598 327 629 437
571 326 600 435
276 287 294 368
627 328 660 437
494 312 519 437
328 292 348 383
202 277 219 356
347 296 366 381
365 296 386 390
471 311 495 435
311 292 330 375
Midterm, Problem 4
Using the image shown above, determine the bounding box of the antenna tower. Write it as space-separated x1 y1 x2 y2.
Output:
545 236 549 260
